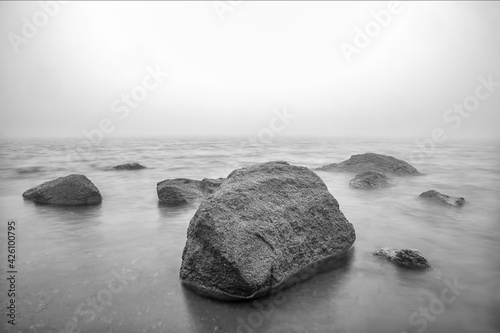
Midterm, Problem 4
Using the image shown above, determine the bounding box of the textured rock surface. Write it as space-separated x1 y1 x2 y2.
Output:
157 178 224 204
112 163 146 170
180 161 356 300
199 178 225 195
419 190 465 207
22 174 102 206
349 171 390 189
317 153 419 176
373 247 431 269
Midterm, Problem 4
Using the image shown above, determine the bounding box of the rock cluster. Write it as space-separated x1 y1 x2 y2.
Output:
22 152 466 302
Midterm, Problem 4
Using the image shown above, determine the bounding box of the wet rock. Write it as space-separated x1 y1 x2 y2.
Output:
180 161 356 300
22 174 102 205
419 190 465 207
157 178 224 204
373 247 431 269
199 178 225 195
317 153 419 176
112 163 146 170
157 179 202 204
349 171 390 189
16 166 44 174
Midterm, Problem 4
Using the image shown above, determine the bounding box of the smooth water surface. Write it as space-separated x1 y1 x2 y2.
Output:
0 137 499 333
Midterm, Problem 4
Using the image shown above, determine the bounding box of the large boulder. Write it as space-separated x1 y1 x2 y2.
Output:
112 163 146 170
157 178 224 204
349 171 390 189
180 161 356 300
419 190 465 207
317 153 419 176
22 174 102 206
373 247 431 269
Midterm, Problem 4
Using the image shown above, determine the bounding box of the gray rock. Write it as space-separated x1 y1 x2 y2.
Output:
112 163 146 170
317 153 419 176
22 174 102 206
419 190 465 207
157 177 224 204
373 247 431 269
199 178 225 195
16 166 44 174
180 161 356 301
349 171 390 189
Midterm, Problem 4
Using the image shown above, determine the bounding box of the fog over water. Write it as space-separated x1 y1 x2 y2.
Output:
0 1 499 139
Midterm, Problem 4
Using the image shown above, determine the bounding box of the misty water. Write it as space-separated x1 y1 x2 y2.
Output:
0 137 499 333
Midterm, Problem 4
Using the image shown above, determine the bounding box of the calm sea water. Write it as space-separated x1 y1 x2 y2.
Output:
0 137 499 333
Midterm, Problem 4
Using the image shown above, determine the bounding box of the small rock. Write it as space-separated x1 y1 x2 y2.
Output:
199 178 225 194
156 177 224 204
419 190 465 207
317 153 419 176
349 171 390 189
22 174 102 206
373 247 431 269
112 163 146 170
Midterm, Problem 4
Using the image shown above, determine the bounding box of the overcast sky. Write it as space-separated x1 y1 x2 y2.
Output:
0 1 499 139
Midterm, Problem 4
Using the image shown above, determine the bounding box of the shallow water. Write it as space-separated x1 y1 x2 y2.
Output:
0 137 499 333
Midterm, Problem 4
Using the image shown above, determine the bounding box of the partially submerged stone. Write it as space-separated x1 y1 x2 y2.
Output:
373 247 431 269
419 190 465 207
349 171 390 189
157 178 224 204
112 163 146 170
317 153 419 176
180 161 356 300
22 174 102 206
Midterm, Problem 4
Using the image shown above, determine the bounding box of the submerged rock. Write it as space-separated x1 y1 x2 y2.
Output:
112 163 146 170
349 171 390 189
180 161 356 301
373 247 431 269
157 178 224 204
16 166 45 174
419 190 465 207
22 174 102 206
317 153 419 176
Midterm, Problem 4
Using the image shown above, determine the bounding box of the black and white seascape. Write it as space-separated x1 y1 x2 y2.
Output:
1 2 500 333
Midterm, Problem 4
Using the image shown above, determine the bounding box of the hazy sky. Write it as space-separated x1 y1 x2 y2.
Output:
0 1 499 139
